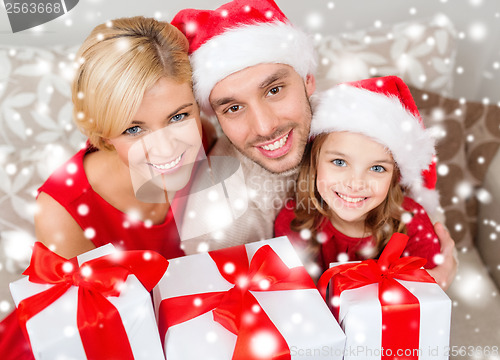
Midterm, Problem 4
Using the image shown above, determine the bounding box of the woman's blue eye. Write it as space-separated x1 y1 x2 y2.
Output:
170 113 187 123
123 126 142 136
332 159 346 167
371 165 386 173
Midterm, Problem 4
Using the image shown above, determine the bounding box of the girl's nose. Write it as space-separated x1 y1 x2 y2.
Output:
344 171 366 192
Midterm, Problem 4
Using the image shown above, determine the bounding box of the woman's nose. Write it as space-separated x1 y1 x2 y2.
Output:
141 127 177 158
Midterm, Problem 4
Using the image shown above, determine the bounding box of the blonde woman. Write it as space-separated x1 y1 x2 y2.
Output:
34 16 215 259
0 17 214 359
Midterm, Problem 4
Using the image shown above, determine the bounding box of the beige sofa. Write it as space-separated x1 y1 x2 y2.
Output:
1 14 499 358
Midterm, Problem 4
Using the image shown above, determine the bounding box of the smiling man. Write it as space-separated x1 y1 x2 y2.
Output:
172 0 316 175
172 0 457 288
171 0 317 252
208 63 315 174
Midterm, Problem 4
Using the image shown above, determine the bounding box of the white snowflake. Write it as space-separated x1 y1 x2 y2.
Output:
205 331 218 343
83 227 96 239
250 331 278 358
0 300 11 313
468 22 487 42
223 262 235 274
63 325 77 338
300 228 312 240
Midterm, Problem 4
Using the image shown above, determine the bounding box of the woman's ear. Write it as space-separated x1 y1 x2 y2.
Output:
103 137 115 151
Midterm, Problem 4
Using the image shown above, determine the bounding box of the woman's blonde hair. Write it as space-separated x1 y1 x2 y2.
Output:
72 16 192 150
291 133 407 260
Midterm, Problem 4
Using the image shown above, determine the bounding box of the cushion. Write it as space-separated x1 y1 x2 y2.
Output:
477 150 500 289
0 44 85 274
409 86 500 248
314 14 458 95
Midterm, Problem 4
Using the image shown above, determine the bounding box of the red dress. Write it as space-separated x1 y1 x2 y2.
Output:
0 132 211 359
37 146 186 259
275 197 441 272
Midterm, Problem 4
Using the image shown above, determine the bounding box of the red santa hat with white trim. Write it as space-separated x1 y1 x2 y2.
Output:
310 76 441 220
171 0 317 115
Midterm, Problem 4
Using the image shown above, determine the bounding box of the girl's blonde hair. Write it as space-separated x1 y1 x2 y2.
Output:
72 16 192 150
291 133 407 260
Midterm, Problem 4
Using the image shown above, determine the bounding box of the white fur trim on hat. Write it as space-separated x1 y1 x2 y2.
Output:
311 85 435 197
190 21 317 115
412 186 445 223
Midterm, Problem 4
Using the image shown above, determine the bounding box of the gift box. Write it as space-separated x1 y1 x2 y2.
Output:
318 233 452 360
153 236 346 360
10 243 167 360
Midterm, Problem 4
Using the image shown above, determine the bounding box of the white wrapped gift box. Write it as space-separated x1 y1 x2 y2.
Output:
326 259 452 360
10 244 165 360
153 236 346 360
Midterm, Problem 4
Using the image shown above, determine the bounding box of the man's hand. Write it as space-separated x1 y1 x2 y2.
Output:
427 222 458 290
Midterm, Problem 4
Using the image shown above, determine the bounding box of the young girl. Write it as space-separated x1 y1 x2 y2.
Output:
0 16 215 359
275 76 441 275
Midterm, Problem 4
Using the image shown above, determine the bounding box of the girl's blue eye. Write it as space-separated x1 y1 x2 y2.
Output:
332 159 346 167
123 126 142 136
371 165 386 173
170 113 187 123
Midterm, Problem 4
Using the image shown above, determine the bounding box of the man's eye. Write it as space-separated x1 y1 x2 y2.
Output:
227 105 241 113
123 126 143 136
268 86 282 96
371 165 386 173
332 159 346 167
170 113 187 123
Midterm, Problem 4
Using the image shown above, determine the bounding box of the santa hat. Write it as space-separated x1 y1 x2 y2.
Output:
310 76 441 220
171 0 316 115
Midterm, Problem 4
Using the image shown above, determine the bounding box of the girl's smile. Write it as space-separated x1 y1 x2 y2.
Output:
334 191 368 206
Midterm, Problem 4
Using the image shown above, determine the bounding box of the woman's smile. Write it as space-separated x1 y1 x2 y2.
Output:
148 152 185 174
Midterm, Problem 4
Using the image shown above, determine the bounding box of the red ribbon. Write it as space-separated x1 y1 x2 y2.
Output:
16 242 168 360
158 244 315 360
317 233 437 360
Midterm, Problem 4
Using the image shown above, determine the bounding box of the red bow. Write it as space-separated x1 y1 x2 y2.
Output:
158 244 315 360
17 242 168 360
317 233 436 360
